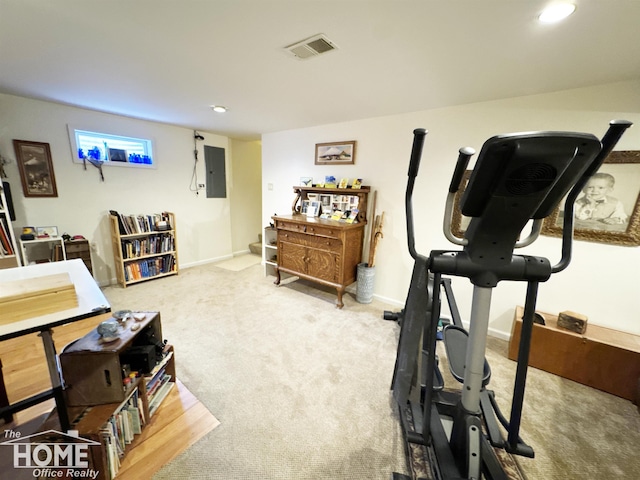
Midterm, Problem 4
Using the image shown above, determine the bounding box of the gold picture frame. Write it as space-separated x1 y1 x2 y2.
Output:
541 151 640 246
315 141 356 165
13 140 58 198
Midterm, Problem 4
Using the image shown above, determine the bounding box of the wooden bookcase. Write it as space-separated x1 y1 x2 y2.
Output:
59 311 176 480
0 183 20 269
272 185 370 308
109 211 178 287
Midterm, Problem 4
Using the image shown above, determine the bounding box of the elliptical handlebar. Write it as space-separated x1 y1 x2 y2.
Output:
449 147 475 193
406 129 428 260
407 128 428 179
552 119 633 273
443 147 476 246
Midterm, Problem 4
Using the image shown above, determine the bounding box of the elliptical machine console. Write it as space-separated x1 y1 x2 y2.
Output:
391 121 632 480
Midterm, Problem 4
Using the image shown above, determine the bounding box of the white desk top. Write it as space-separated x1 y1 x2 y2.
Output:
0 259 110 340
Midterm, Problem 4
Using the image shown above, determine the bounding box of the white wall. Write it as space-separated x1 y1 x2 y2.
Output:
262 80 640 338
0 94 236 286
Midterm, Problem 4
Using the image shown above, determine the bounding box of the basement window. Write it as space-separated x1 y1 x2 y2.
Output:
68 127 155 168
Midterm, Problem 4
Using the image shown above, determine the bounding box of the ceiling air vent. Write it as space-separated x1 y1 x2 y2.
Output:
284 34 337 60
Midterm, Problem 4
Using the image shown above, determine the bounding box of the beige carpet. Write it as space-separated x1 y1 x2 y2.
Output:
100 256 640 479
213 253 262 271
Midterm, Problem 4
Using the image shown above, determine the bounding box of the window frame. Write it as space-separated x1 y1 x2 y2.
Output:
67 125 156 169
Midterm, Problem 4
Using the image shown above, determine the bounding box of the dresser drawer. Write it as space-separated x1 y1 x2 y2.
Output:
65 240 89 253
275 220 304 233
304 225 339 238
278 231 342 253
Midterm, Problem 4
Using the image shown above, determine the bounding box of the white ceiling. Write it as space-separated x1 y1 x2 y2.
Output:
1 1 639 140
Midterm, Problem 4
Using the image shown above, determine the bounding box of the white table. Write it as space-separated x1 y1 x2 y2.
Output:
19 237 67 265
0 259 110 429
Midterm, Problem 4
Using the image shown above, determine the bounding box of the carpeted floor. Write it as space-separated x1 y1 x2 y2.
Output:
100 255 640 479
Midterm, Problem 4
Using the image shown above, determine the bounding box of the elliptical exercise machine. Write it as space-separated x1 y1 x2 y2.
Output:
391 120 632 480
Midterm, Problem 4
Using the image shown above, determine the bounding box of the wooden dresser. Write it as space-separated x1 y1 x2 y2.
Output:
272 185 370 308
65 238 93 275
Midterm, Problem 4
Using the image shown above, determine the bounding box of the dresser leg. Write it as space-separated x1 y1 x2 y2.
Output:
336 288 345 309
274 268 281 285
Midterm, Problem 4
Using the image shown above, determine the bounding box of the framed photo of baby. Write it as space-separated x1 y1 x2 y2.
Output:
541 151 640 246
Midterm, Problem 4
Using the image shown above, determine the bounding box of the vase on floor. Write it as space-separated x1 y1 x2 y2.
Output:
356 262 375 304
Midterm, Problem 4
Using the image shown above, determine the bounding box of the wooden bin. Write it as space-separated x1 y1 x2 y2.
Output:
509 306 640 402
60 312 165 406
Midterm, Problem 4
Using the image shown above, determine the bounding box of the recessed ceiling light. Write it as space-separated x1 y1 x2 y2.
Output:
210 105 227 113
538 3 576 23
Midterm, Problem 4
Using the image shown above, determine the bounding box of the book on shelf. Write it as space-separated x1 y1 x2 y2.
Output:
0 217 14 255
149 380 175 417
110 210 172 235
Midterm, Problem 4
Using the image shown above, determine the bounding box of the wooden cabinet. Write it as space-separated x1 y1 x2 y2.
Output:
65 238 93 275
109 211 178 287
59 311 175 479
272 186 369 308
0 183 20 269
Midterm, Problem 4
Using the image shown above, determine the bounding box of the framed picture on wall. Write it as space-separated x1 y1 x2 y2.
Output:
315 141 356 165
13 140 58 197
541 151 640 246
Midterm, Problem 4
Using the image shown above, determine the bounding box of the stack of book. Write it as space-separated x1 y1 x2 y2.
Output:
145 351 174 417
0 217 14 255
121 233 175 259
124 254 175 281
110 211 172 235
100 385 146 479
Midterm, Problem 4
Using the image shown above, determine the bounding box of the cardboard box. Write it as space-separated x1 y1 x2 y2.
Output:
0 273 78 325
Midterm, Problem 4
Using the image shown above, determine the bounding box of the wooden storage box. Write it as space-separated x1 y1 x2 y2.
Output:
0 272 77 326
65 239 93 274
509 306 640 402
60 312 165 406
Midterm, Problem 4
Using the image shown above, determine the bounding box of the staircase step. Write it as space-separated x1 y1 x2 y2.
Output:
249 242 262 255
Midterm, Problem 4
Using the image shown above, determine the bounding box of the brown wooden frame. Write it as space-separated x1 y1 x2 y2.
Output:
315 140 356 165
541 151 640 246
451 170 471 239
13 140 58 197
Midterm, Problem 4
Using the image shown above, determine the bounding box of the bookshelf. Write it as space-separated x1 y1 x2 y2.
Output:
109 211 178 287
0 183 20 269
59 311 176 480
264 226 277 277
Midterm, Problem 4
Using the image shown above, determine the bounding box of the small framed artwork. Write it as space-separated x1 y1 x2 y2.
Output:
108 148 127 162
36 226 59 238
306 201 320 217
319 194 332 208
13 140 58 197
315 141 356 165
300 177 313 187
324 175 337 188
